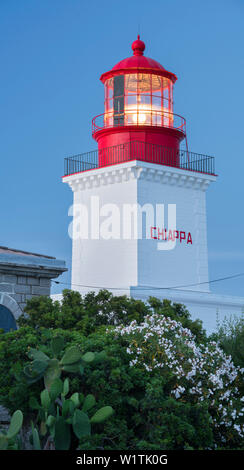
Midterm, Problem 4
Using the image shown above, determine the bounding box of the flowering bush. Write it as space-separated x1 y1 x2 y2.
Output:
112 314 244 447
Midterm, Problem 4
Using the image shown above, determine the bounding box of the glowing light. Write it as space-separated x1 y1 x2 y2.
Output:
125 104 151 125
132 111 147 124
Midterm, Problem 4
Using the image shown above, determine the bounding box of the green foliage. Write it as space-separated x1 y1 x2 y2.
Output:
0 410 23 450
0 327 44 413
0 327 84 413
213 314 244 396
90 406 114 424
214 314 244 368
82 394 96 412
32 425 41 450
73 410 91 439
18 290 206 342
1 290 243 450
72 330 215 450
54 416 71 450
0 332 114 450
7 410 23 439
29 377 113 450
17 290 150 334
22 336 95 391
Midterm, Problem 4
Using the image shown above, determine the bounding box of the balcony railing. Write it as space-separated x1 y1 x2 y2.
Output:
92 110 186 135
64 141 215 177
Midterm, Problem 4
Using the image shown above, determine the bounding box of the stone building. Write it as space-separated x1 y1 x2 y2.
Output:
0 246 67 332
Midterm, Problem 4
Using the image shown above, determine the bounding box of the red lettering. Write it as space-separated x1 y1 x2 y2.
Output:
180 231 186 242
168 230 175 241
151 228 191 244
158 227 165 240
150 227 157 240
187 232 193 244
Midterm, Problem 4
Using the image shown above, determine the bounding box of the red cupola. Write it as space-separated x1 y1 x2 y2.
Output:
92 36 186 167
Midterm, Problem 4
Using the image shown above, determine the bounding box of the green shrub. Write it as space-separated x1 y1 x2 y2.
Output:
17 290 150 333
214 314 244 369
0 327 80 414
1 291 243 450
0 410 23 450
18 290 207 342
30 377 114 450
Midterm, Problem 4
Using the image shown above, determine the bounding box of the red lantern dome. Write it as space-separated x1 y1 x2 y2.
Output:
101 35 177 83
92 36 186 167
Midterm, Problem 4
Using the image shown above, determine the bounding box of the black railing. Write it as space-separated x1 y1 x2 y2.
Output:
64 141 215 177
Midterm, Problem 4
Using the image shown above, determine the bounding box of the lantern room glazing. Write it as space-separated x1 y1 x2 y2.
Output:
104 73 173 128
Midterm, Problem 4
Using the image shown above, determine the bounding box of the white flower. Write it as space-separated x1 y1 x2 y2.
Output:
173 386 185 399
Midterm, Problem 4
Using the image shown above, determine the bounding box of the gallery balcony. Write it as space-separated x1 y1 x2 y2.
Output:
64 140 215 177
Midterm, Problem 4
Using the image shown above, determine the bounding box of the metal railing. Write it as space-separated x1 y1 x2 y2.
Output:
64 141 215 177
92 110 186 135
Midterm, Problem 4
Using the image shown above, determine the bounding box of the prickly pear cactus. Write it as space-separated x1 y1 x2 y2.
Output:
90 406 114 424
23 336 97 390
0 410 23 450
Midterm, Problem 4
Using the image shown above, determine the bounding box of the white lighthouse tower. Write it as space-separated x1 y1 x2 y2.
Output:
63 37 244 331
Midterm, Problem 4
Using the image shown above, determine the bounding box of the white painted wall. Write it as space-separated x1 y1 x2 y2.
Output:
68 166 138 290
137 164 210 291
64 161 215 293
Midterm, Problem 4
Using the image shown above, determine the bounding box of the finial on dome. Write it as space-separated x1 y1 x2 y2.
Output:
132 35 145 56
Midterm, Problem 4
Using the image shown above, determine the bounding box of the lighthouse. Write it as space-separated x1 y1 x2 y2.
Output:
62 37 244 331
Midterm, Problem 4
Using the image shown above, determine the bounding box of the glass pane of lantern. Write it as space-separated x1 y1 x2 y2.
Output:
125 74 139 93
137 73 151 93
151 74 162 93
114 75 124 126
152 95 161 110
105 78 114 114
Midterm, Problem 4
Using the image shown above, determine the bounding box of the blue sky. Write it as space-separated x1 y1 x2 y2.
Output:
0 0 243 296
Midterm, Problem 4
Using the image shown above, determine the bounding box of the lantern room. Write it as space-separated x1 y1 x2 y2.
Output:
104 70 174 128
92 36 186 167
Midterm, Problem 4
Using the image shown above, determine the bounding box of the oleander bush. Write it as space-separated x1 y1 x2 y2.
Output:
110 314 244 448
0 290 244 450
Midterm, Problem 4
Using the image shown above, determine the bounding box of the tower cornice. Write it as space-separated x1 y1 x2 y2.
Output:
63 161 216 192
